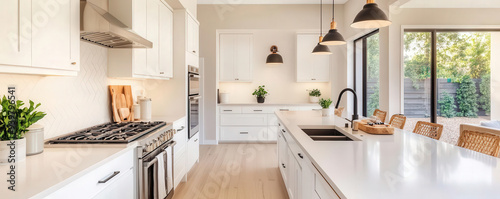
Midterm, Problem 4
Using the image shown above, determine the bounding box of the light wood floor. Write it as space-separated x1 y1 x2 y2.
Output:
173 144 288 199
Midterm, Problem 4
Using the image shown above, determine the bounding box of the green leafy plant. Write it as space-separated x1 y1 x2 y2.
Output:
0 96 46 141
456 76 479 117
479 74 491 115
438 91 457 118
252 85 268 98
367 84 379 116
319 98 333 109
308 89 321 97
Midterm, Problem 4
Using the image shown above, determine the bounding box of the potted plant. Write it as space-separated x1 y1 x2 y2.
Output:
308 89 321 103
0 96 46 163
252 85 269 103
319 98 333 117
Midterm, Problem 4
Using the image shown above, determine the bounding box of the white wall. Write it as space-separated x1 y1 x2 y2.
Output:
219 30 331 103
198 4 345 143
0 42 145 139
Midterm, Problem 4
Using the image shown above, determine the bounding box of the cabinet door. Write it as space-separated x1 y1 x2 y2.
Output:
278 131 288 184
187 15 198 55
146 0 160 76
0 0 31 67
133 0 148 76
219 34 236 81
159 3 173 78
296 34 330 82
287 148 297 199
234 34 252 81
92 169 134 199
187 133 200 171
301 160 315 199
32 0 79 70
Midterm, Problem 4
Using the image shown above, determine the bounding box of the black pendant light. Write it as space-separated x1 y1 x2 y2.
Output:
266 45 283 64
312 0 332 55
351 0 391 29
320 0 346 46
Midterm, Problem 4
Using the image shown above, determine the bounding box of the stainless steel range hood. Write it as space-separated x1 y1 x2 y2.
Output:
80 0 152 48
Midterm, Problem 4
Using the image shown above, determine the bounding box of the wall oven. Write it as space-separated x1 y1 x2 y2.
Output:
188 65 200 139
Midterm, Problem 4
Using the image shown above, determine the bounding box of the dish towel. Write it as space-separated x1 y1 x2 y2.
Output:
166 147 173 193
156 151 168 199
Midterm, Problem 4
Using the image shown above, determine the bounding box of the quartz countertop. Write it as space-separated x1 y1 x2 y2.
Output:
276 110 500 199
0 143 136 198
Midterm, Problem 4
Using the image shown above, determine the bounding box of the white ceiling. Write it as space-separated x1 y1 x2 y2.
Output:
197 0 349 5
401 0 500 8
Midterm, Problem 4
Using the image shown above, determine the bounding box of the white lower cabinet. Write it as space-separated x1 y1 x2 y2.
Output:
187 133 200 171
45 149 135 199
218 105 321 142
172 117 188 189
278 122 340 199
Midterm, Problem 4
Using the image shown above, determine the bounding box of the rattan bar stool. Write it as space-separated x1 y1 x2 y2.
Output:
413 121 443 140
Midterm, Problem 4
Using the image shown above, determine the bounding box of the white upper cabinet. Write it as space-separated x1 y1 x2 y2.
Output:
219 33 253 82
0 0 79 76
108 0 173 79
187 15 199 56
296 34 330 82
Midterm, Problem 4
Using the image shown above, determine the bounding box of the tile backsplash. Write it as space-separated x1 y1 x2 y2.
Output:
0 42 145 139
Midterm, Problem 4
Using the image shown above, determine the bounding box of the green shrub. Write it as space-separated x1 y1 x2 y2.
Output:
438 91 456 118
0 96 46 140
456 76 478 117
308 89 321 97
479 75 491 115
319 98 333 109
367 84 379 116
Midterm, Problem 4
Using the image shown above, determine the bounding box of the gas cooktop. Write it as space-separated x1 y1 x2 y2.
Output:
48 121 167 144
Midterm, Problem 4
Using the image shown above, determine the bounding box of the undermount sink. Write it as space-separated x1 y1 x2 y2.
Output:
301 128 353 141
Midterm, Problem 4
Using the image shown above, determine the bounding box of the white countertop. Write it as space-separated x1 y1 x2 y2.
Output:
0 143 136 198
276 110 500 199
218 102 320 106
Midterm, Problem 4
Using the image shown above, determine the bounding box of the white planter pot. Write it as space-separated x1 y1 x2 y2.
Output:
0 138 26 163
321 108 330 117
309 96 319 103
26 124 44 156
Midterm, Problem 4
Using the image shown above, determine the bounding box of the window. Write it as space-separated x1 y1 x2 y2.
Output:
354 30 380 117
403 29 494 144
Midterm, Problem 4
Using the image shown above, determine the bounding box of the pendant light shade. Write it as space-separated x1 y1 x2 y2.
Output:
266 45 283 64
312 0 332 54
312 36 332 54
321 0 346 46
351 0 391 29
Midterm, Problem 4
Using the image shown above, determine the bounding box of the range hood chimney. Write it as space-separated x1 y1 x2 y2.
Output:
80 0 153 48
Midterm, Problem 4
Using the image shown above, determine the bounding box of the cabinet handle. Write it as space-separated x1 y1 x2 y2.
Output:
235 78 239 81
194 139 198 142
253 110 263 112
281 129 285 133
98 171 120 183
223 110 232 112
71 62 77 65
278 123 281 126
176 126 185 132
160 72 164 74
282 163 286 169
240 132 249 134
279 109 289 111
193 50 196 53
298 153 304 159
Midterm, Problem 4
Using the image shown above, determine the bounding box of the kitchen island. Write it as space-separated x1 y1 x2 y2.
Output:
276 110 500 199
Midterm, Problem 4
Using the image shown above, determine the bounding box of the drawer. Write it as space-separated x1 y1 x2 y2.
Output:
219 106 242 114
173 117 186 130
220 126 268 141
268 114 279 126
174 128 188 153
315 172 340 199
47 149 134 199
220 114 268 126
174 141 187 161
174 148 187 188
241 106 275 113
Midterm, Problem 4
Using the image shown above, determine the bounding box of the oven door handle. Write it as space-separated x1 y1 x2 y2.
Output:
189 96 201 100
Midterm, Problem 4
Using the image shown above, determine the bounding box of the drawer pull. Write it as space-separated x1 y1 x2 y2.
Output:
298 153 304 159
240 132 249 134
281 129 285 133
282 163 286 169
98 171 120 183
194 139 198 142
223 110 233 112
253 110 263 112
279 109 289 111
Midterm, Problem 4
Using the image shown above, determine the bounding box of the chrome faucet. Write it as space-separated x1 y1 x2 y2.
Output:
335 88 359 124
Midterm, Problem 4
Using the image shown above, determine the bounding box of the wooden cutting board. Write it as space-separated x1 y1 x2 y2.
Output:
358 120 394 135
109 85 134 123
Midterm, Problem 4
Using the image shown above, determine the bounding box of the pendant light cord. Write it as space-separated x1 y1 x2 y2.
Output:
332 0 335 21
320 0 322 36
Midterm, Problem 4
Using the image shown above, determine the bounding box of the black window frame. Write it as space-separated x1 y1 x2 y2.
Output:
353 29 379 117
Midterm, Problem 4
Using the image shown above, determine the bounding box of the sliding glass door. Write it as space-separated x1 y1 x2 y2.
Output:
354 30 380 117
404 30 492 144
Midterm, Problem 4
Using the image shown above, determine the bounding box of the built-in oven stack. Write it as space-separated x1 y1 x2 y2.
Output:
188 65 200 139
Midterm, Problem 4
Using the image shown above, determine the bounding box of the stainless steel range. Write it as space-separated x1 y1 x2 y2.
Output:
47 121 176 199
